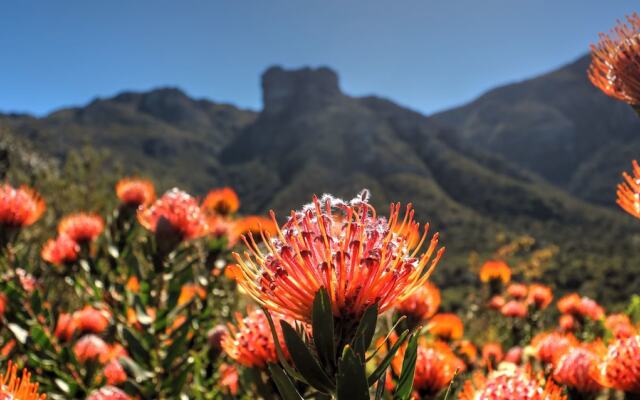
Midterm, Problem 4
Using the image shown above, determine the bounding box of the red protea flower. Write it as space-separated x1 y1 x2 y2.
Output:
531 332 578 365
527 284 553 309
488 295 506 310
54 313 77 341
73 305 111 334
427 313 464 341
202 187 240 216
557 293 604 320
86 386 131 400
559 314 576 332
231 192 444 322
0 360 46 400
500 301 527 319
479 260 511 284
137 189 208 250
617 160 640 219
588 13 640 108
481 343 504 369
103 360 127 385
73 334 109 363
395 282 441 322
605 313 636 339
601 335 640 393
221 309 289 368
504 347 523 365
177 283 207 306
507 283 528 300
557 293 581 315
553 342 606 393
218 363 239 396
459 367 566 400
41 235 80 265
228 215 278 247
0 184 45 229
58 213 104 243
115 177 156 208
578 297 605 321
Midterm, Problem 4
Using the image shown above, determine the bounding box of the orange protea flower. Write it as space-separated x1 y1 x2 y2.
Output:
103 360 127 385
459 367 566 400
557 293 604 320
507 283 528 300
54 313 77 341
553 342 606 393
86 386 131 400
202 187 240 216
395 281 441 322
427 313 464 341
0 360 46 400
58 213 104 243
617 160 640 219
527 284 553 309
232 192 444 322
559 314 576 332
41 235 80 265
218 363 239 396
454 340 478 365
504 347 523 365
482 343 504 369
531 332 578 365
557 293 581 315
0 184 45 229
74 334 109 363
177 283 207 306
488 295 506 310
601 335 640 393
115 177 155 207
605 313 636 339
228 215 278 246
479 260 511 284
500 301 527 319
221 309 289 368
73 305 111 334
137 188 208 245
589 13 640 107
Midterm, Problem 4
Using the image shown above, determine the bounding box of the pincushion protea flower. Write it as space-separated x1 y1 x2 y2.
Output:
54 312 76 341
202 187 240 216
617 160 640 219
553 342 606 393
479 260 511 284
228 215 278 247
481 343 504 369
500 301 527 318
557 293 604 320
0 360 46 400
73 305 111 334
218 363 239 396
601 335 640 393
74 334 109 363
459 367 566 400
589 13 640 109
487 295 506 310
506 283 528 300
0 184 45 228
395 281 441 322
427 313 464 341
231 192 444 322
86 386 131 400
527 284 553 309
58 213 104 243
221 309 289 368
115 177 156 207
531 332 578 365
605 313 636 339
41 235 80 265
103 360 127 385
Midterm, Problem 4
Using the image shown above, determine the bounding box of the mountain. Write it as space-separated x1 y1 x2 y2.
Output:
2 62 639 307
433 55 640 207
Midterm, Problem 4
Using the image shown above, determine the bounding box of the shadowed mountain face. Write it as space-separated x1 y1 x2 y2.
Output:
2 60 640 305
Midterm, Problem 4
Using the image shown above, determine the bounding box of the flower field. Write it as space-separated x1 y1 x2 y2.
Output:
0 11 640 400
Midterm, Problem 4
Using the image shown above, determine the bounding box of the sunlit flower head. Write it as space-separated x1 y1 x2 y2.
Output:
54 312 77 342
221 309 289 368
488 295 506 310
427 313 464 341
86 386 131 400
559 314 576 332
73 305 111 334
0 184 45 229
601 335 640 393
459 367 566 400
531 332 578 365
589 13 640 107
617 160 640 219
41 235 80 266
58 213 104 244
137 188 208 244
395 281 441 322
454 340 478 364
553 342 606 393
218 363 239 396
231 192 444 322
479 260 511 284
103 360 127 386
202 187 240 216
0 361 46 400
481 343 504 369
557 293 604 320
74 334 109 363
605 313 636 339
500 301 527 319
507 283 528 300
228 215 278 247
527 284 553 310
115 177 156 208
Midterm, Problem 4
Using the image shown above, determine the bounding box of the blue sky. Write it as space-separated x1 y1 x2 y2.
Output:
1 1 638 116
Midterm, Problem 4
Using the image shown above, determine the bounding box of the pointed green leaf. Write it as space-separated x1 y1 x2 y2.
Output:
312 288 335 369
268 363 304 400
337 345 369 400
367 330 410 386
352 302 378 358
375 370 387 400
394 333 419 400
261 307 306 383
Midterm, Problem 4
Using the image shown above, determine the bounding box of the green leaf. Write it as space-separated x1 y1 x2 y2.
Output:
337 346 369 400
121 326 149 364
268 363 304 400
261 308 306 383
120 356 155 382
367 330 410 386
352 302 378 358
374 370 386 400
312 288 336 369
30 324 54 351
394 333 419 400
281 320 335 393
